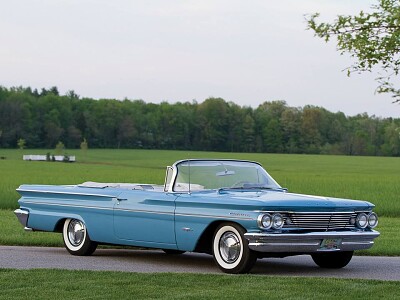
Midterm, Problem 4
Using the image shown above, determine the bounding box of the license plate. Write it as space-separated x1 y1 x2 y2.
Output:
320 238 342 250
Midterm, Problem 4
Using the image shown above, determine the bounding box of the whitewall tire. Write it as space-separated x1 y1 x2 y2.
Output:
212 223 256 274
62 218 97 256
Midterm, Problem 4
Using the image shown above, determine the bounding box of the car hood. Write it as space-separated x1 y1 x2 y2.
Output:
210 190 374 212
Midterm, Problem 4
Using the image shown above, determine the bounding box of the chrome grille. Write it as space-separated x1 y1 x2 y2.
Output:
284 212 357 230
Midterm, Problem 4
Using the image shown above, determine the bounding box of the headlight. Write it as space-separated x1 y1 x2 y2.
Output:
368 212 378 228
356 213 368 229
272 213 284 229
257 213 272 229
258 213 285 230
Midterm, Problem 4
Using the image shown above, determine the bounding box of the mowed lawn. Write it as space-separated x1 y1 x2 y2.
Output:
1 149 399 216
0 269 399 300
1 149 399 297
0 149 398 255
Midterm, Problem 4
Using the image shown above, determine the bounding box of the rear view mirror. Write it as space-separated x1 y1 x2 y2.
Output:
216 170 235 176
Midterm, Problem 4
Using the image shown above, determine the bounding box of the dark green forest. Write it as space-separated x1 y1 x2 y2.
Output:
0 86 399 156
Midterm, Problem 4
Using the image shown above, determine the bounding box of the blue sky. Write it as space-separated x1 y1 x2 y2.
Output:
1 0 398 117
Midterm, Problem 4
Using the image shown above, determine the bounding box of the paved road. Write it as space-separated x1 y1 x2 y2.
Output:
1 246 399 281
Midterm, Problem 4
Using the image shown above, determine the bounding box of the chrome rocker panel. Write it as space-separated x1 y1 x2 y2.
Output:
244 230 380 253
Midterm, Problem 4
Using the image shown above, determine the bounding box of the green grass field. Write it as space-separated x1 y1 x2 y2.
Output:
1 149 399 255
0 269 398 300
1 149 399 296
1 149 399 216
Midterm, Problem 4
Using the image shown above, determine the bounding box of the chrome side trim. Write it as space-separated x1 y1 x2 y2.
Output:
244 230 380 253
22 200 173 216
174 212 253 221
114 207 173 216
256 211 371 214
20 201 253 221
14 209 29 227
16 188 116 198
21 201 114 211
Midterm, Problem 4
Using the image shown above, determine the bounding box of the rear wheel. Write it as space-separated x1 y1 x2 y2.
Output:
311 251 354 268
212 223 256 274
62 218 97 256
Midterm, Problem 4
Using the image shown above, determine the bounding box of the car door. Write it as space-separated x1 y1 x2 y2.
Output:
113 190 177 245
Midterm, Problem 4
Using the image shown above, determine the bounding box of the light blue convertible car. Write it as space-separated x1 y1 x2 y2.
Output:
15 159 380 273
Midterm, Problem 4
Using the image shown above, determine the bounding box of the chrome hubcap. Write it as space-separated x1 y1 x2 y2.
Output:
219 231 241 263
68 220 85 246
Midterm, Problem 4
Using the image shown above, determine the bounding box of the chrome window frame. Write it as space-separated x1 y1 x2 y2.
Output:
167 159 280 193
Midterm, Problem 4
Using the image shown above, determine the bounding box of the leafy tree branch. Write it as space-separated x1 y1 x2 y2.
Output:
306 0 400 102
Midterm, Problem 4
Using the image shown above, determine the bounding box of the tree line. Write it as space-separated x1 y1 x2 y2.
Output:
0 86 399 156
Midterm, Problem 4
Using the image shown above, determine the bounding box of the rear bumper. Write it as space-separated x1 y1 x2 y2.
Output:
244 230 380 253
14 209 32 231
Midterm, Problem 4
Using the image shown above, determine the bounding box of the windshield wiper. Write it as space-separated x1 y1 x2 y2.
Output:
218 187 244 192
248 186 287 192
218 186 287 192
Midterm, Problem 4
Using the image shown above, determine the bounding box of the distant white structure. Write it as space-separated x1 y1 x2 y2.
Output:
23 155 76 162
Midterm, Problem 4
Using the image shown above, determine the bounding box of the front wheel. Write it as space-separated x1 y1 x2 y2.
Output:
62 218 97 256
212 223 256 274
311 251 354 269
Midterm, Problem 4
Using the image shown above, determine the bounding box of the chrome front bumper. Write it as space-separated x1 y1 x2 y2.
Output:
244 230 380 253
14 209 32 231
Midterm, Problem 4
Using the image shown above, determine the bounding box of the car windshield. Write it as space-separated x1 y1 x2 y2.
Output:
173 160 281 192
